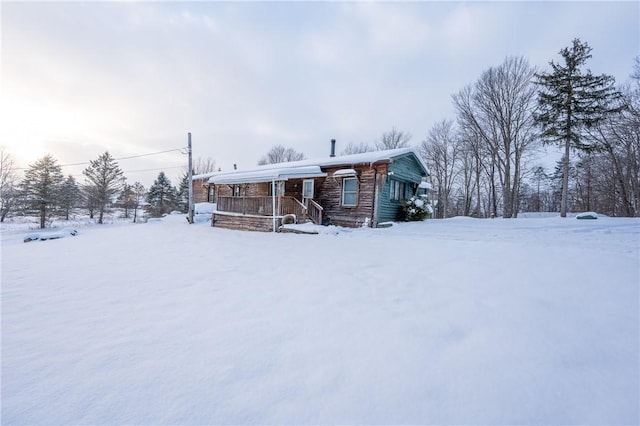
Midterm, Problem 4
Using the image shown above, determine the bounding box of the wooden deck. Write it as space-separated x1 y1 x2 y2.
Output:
212 211 281 232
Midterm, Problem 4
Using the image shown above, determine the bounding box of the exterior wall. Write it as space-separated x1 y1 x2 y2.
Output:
317 164 387 227
212 212 281 232
215 182 270 199
209 152 428 229
377 154 428 223
192 178 211 203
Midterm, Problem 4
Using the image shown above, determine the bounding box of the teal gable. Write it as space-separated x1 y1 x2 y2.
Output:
377 152 429 223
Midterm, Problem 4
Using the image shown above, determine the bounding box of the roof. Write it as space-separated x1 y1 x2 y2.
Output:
192 171 219 180
207 147 429 185
210 165 327 185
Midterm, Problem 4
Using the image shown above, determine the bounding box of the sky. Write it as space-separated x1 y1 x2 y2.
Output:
1 1 638 188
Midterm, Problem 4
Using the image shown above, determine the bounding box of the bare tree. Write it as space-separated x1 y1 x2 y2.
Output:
132 182 146 223
0 149 19 222
193 157 218 174
454 56 538 218
419 120 461 218
340 142 375 155
376 126 412 150
257 145 305 165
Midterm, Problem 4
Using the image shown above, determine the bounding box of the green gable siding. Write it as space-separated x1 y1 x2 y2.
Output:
376 153 428 223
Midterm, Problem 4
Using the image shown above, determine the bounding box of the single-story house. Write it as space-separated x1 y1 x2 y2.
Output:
192 172 217 203
198 143 430 232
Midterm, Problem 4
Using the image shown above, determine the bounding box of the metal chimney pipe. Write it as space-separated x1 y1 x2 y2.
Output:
330 139 336 157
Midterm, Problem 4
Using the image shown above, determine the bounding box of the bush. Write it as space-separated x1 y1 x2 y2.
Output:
402 196 432 221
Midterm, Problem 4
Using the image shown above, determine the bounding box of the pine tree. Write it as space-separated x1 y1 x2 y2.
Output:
58 175 80 220
83 151 124 224
146 171 178 217
21 154 64 228
177 173 190 213
535 39 623 217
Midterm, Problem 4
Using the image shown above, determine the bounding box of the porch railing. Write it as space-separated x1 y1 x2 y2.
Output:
217 196 307 219
307 199 323 225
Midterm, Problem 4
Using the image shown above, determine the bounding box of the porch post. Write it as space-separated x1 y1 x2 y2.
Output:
272 179 277 232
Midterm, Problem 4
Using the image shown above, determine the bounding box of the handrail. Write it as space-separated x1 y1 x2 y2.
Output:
307 199 323 225
293 197 307 214
217 196 307 219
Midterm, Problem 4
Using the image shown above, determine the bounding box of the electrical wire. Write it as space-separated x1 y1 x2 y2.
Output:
15 148 184 170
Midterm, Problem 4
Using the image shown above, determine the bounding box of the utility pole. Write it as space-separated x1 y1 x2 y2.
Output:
187 132 194 224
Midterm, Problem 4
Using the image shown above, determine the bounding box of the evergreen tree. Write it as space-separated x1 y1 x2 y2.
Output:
83 151 124 224
20 154 64 228
535 39 623 217
58 175 80 220
146 171 178 217
177 173 190 213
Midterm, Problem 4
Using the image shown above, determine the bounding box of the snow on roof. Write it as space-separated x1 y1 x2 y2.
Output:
210 165 327 185
208 147 429 185
332 168 357 177
192 171 220 180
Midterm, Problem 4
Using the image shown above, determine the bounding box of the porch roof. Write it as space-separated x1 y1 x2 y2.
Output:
209 165 327 185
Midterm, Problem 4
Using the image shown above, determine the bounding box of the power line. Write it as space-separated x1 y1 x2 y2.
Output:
16 148 184 170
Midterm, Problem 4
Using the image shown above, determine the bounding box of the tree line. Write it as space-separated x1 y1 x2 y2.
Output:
2 39 637 225
0 151 218 228
262 39 639 219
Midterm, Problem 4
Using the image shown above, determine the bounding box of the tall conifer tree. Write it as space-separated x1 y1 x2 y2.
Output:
146 171 178 217
83 151 124 224
21 154 64 228
535 39 622 217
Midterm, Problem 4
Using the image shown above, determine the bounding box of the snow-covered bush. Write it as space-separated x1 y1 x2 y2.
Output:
402 196 432 221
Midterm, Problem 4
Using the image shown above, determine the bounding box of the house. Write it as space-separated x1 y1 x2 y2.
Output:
202 142 430 232
192 172 217 203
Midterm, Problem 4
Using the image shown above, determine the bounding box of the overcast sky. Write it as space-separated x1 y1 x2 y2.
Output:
2 1 638 187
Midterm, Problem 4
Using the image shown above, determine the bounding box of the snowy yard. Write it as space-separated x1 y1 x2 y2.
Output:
1 213 639 425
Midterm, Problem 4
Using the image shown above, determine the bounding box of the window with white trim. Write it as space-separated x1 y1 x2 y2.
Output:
302 179 314 199
390 180 405 202
342 177 358 206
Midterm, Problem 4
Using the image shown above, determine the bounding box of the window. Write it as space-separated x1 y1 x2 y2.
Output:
268 181 285 196
208 186 215 203
342 177 358 206
233 185 241 197
302 179 314 199
390 180 405 202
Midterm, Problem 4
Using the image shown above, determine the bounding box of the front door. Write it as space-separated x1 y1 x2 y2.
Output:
302 179 314 205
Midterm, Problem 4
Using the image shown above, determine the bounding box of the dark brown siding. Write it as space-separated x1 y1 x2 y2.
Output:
317 163 389 227
192 178 211 203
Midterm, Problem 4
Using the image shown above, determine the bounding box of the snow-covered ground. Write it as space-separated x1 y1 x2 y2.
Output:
2 212 639 425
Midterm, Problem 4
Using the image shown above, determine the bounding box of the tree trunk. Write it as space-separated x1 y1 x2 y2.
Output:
39 204 46 229
561 139 570 218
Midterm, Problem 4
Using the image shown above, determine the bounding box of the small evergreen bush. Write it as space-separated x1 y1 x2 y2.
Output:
402 195 432 221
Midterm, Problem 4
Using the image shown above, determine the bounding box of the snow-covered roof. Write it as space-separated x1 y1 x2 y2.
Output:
210 165 327 185
208 148 429 185
332 168 357 177
192 171 220 181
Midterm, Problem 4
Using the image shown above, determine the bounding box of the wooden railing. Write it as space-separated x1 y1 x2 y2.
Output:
217 196 307 219
307 199 323 225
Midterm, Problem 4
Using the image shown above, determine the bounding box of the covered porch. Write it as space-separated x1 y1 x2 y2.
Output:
209 165 326 232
